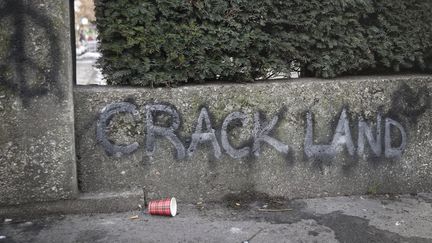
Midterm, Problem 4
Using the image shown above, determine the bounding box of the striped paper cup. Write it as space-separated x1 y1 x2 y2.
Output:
148 197 177 217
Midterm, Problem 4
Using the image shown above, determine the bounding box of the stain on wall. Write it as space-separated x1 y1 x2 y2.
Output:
390 82 431 124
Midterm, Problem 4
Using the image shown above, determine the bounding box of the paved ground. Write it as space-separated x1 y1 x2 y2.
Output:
1 193 431 242
76 52 106 85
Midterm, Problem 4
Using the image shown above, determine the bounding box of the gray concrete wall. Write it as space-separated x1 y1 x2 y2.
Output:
75 75 432 202
0 0 77 205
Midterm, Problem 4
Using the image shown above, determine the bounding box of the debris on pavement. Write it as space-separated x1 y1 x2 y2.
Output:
258 208 292 212
142 187 148 207
129 215 139 220
148 197 177 217
4 219 12 223
0 236 6 240
196 201 204 210
242 228 264 243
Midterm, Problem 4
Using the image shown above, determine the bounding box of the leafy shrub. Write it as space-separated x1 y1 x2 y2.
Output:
95 0 432 86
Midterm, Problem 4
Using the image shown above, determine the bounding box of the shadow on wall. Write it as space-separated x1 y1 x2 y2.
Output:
0 0 63 107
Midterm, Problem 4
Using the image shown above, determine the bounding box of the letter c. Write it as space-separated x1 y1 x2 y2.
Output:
96 102 140 157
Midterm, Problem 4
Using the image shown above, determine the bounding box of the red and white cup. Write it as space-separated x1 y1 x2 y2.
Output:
148 197 177 217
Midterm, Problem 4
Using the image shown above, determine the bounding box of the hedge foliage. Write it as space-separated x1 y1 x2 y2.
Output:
95 0 432 86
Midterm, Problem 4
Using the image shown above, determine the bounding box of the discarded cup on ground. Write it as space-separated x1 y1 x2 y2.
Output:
148 197 177 217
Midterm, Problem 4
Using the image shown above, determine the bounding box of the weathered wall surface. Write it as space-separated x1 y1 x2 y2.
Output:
0 0 77 205
75 76 432 201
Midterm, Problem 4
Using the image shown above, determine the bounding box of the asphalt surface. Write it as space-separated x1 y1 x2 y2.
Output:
1 193 431 243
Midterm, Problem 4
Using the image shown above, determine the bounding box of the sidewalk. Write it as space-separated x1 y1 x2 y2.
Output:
76 52 106 85
1 193 431 242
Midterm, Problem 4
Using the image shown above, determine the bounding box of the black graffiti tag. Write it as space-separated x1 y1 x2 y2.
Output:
96 102 140 157
96 102 408 163
0 0 63 106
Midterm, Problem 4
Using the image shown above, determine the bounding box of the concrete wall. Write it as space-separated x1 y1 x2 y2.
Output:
0 0 77 205
75 75 432 202
0 1 430 209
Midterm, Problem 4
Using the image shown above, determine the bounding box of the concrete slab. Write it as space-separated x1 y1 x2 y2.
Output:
1 193 431 242
0 0 77 205
74 75 432 202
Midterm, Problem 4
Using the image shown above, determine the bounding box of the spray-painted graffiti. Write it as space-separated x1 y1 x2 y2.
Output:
0 0 64 106
145 104 186 159
96 102 141 157
305 109 406 161
96 102 407 161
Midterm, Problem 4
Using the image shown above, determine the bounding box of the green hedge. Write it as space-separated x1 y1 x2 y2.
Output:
95 0 432 86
